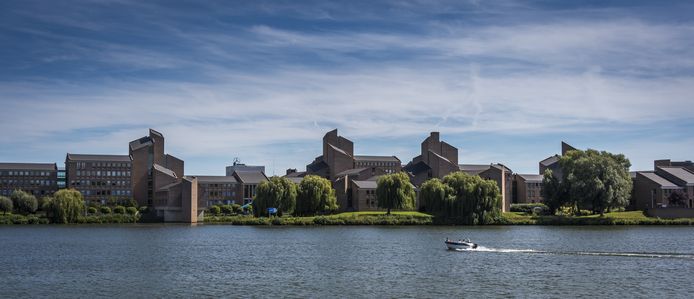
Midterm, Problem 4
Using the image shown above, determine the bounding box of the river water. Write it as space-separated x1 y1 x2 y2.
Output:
1 225 692 298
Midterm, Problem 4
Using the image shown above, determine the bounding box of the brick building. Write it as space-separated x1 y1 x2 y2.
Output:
0 163 58 197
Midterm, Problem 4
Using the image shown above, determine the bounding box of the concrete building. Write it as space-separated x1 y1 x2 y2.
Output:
632 162 694 210
231 170 268 205
65 154 132 204
460 163 513 212
186 175 238 207
514 174 544 204
539 141 576 178
403 132 459 187
333 167 386 212
0 163 58 197
354 156 401 174
129 129 202 223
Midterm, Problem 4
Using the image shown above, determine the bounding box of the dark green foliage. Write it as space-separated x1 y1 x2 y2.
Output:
208 205 221 215
0 196 12 214
75 214 140 224
295 175 338 216
667 190 687 207
546 149 633 215
113 206 126 214
254 176 298 217
44 189 85 224
88 207 98 214
376 172 416 214
202 214 432 225
126 207 138 215
10 190 38 215
231 203 242 214
220 204 234 215
420 172 501 224
100 206 112 214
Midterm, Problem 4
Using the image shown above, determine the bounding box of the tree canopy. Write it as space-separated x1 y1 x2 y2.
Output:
419 172 501 224
0 196 12 214
44 189 85 223
543 149 632 215
253 176 298 217
376 172 416 214
295 175 338 216
10 190 38 215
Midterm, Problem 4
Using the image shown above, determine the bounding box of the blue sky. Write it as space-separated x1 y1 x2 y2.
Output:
1 0 693 176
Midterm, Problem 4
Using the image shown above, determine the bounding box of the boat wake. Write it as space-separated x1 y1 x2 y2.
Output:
451 247 694 260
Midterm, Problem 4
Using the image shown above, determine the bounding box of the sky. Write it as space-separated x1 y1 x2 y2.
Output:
1 0 693 176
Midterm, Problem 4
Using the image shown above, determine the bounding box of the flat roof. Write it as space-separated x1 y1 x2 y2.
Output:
353 180 377 189
66 153 131 162
0 162 57 171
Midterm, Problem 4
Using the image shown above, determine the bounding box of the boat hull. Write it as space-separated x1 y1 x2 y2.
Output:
445 241 477 250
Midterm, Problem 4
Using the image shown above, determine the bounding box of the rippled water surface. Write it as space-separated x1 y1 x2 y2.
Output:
1 225 693 298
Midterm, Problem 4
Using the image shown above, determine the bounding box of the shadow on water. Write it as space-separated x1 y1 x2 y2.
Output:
450 246 694 260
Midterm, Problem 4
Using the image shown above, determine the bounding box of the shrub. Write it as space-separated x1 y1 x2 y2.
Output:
10 190 38 215
100 206 112 214
88 207 98 214
113 206 126 214
0 196 12 214
208 205 221 215
126 207 138 215
510 203 550 214
220 205 233 215
231 204 242 214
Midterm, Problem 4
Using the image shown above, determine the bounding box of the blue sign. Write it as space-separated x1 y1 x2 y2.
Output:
267 208 278 214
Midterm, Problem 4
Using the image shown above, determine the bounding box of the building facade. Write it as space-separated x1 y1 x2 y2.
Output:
226 159 265 176
231 170 268 205
460 163 513 212
0 163 58 197
514 174 544 203
188 175 239 207
403 132 459 187
65 154 132 204
632 161 694 210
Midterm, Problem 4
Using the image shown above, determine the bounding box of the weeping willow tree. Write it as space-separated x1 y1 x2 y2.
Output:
253 176 297 217
295 175 338 216
44 189 84 223
376 172 416 215
420 172 501 224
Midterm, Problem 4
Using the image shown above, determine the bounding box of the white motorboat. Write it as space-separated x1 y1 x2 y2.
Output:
445 238 478 250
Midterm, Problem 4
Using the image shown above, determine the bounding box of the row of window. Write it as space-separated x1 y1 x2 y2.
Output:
75 170 131 177
243 184 257 199
0 189 52 196
74 162 131 169
201 183 236 188
206 200 236 207
1 179 55 186
355 161 398 167
204 191 235 198
80 189 131 196
1 171 54 177
70 180 130 187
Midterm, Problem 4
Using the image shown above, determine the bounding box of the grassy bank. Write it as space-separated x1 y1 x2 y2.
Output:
0 213 140 225
501 211 694 225
203 211 433 225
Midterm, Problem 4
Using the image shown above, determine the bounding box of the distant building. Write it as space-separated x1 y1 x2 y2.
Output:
514 174 544 204
0 162 58 197
403 132 459 187
632 164 694 210
187 175 239 207
231 170 268 205
460 163 513 212
539 141 576 178
64 154 132 204
226 159 265 176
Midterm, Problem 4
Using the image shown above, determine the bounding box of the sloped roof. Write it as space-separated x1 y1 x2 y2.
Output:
403 161 430 175
234 170 268 184
353 180 377 189
459 164 491 175
658 167 694 185
0 163 57 171
517 174 544 182
286 177 304 184
335 167 368 178
153 163 177 178
639 172 680 188
307 160 329 172
428 150 451 164
354 155 400 162
328 143 351 157
540 155 560 166
284 171 306 178
129 136 152 151
67 153 131 162
187 175 237 183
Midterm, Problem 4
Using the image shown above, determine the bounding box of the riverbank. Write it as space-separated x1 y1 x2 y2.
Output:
203 211 433 225
501 211 694 225
0 213 140 224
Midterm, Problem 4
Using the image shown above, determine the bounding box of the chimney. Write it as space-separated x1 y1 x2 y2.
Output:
430 132 440 142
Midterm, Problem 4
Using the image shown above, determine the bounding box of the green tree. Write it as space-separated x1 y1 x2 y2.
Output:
376 172 416 215
541 169 565 215
442 172 500 224
113 206 126 214
44 189 85 224
100 206 112 214
295 175 338 216
220 204 234 215
560 149 632 215
0 196 12 214
253 176 298 217
667 190 687 207
126 206 138 215
419 178 453 217
88 207 98 214
10 190 38 215
208 205 221 215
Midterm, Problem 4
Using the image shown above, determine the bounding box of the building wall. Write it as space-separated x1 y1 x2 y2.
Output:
479 167 512 212
198 182 238 207
353 186 379 211
65 159 131 204
632 173 671 210
130 146 149 207
0 166 58 197
354 160 401 174
515 178 544 204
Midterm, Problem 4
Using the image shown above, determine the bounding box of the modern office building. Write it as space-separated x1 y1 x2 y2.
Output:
514 174 544 203
64 154 132 204
0 162 58 197
188 175 239 207
129 129 201 222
